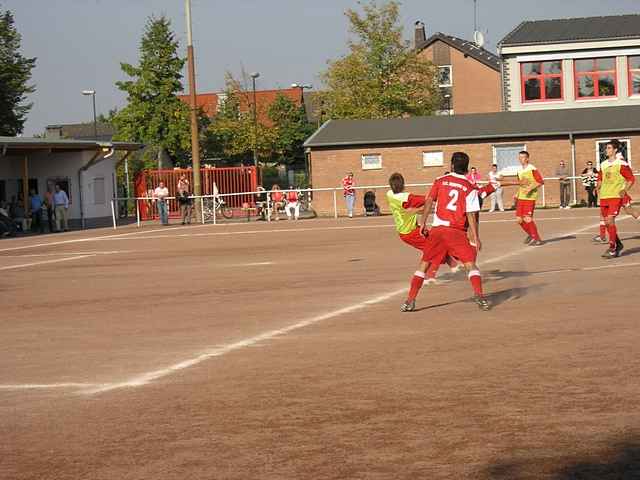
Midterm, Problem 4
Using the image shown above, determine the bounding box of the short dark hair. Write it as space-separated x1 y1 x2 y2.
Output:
519 151 529 158
607 139 621 151
388 173 405 194
451 152 470 175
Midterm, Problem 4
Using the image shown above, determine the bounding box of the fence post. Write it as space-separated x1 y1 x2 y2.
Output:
542 184 546 208
111 199 117 230
333 189 338 219
201 197 206 224
136 199 140 228
267 196 271 222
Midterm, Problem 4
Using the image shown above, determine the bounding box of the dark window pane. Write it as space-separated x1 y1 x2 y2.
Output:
543 61 562 74
524 78 541 100
522 62 541 75
545 77 562 99
630 56 640 70
596 57 615 71
575 59 594 72
577 75 594 97
598 74 616 96
632 73 640 95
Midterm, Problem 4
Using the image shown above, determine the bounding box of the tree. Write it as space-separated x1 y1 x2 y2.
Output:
204 73 277 165
112 16 192 168
268 93 315 164
320 0 440 119
0 7 36 136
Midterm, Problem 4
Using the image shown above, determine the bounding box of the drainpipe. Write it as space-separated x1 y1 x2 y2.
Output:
569 133 577 206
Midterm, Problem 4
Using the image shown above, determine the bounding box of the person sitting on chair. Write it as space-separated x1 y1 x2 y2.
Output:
285 186 300 221
270 184 285 221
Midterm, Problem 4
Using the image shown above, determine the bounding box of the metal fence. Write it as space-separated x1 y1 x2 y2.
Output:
110 174 640 230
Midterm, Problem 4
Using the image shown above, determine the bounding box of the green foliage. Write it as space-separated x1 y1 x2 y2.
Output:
0 7 36 135
112 16 192 169
320 0 440 119
268 93 315 164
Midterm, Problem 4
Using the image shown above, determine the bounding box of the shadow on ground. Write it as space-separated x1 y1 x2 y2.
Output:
413 285 546 311
480 439 640 479
543 234 577 244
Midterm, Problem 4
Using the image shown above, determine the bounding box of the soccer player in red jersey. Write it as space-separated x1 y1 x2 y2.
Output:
515 151 545 246
400 152 490 312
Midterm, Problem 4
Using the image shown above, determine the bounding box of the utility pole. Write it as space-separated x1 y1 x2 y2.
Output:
250 72 260 168
185 0 202 211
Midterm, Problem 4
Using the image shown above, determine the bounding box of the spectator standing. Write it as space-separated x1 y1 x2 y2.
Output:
581 161 598 207
255 186 268 220
53 184 69 232
29 189 44 233
44 187 55 233
177 189 193 225
285 186 300 221
177 174 190 194
153 181 170 225
342 172 355 218
466 167 481 184
487 165 505 212
270 185 285 221
556 160 571 208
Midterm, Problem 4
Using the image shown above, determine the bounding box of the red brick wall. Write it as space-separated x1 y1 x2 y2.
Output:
309 134 640 216
419 41 502 114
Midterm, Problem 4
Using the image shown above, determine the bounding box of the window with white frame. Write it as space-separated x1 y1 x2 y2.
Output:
493 144 526 176
596 139 631 166
438 65 452 87
423 151 444 167
361 153 382 170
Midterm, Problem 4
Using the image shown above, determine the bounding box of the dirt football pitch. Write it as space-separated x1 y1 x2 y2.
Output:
1 209 640 479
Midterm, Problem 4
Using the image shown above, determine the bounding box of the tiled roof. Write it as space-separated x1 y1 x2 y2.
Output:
500 14 640 47
417 33 501 71
304 105 640 148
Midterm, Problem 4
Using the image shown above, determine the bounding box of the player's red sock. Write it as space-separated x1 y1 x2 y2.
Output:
519 222 530 235
528 221 541 241
407 271 425 301
599 222 607 239
426 263 438 279
607 224 618 249
468 270 483 296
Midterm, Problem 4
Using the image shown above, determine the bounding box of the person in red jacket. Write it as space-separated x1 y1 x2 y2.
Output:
285 186 300 221
270 185 285 221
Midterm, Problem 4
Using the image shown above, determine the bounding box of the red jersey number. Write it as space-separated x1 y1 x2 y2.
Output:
429 174 479 230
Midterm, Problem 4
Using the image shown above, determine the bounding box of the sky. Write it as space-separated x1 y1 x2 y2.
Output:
5 0 640 135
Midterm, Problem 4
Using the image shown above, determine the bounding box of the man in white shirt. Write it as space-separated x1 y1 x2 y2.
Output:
153 181 170 225
53 184 70 232
487 164 504 212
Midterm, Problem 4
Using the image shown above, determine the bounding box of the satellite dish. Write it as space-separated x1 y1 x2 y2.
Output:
473 30 485 47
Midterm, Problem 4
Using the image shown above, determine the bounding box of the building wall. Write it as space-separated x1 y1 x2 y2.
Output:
504 50 640 111
0 150 117 225
310 134 640 216
419 40 502 114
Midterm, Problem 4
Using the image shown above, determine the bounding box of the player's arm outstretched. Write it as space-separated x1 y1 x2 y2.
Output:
420 197 435 236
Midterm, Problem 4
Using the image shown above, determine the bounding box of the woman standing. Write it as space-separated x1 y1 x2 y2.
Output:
581 161 598 207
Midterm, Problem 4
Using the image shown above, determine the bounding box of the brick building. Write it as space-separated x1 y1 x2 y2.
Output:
414 22 502 114
304 105 640 216
499 14 640 111
179 86 305 126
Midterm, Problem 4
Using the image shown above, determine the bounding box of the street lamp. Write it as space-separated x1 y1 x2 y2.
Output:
82 90 98 139
250 72 260 168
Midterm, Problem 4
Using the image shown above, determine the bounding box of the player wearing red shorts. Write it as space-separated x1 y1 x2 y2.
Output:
386 173 459 283
400 152 489 312
515 151 544 246
597 140 635 258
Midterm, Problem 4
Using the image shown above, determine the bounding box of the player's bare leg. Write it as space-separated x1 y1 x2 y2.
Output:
464 262 490 311
623 205 640 220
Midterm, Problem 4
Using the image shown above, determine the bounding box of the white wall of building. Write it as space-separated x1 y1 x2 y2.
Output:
0 150 117 223
502 41 640 111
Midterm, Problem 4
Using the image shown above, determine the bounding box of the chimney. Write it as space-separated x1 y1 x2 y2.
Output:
414 21 426 49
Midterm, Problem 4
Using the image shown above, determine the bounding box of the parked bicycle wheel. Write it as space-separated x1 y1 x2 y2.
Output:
220 203 233 219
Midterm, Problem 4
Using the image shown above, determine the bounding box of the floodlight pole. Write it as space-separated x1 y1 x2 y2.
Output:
186 0 202 207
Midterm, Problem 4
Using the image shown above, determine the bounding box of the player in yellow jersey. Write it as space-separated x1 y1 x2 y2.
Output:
515 151 545 246
597 139 635 258
387 173 459 284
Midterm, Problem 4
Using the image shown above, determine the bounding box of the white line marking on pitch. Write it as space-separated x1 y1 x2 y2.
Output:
0 215 629 395
0 255 94 271
84 287 408 394
0 383 105 391
231 261 274 266
0 251 131 258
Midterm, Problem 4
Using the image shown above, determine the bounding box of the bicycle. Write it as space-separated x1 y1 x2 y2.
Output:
298 190 317 218
202 196 233 221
